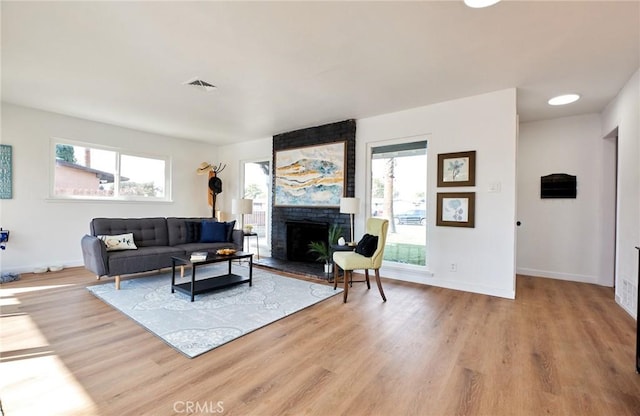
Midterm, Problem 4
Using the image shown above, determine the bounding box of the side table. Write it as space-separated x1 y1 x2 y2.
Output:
244 232 260 259
330 244 356 284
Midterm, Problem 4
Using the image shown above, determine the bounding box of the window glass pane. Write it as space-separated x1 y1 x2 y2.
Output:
53 140 169 201
371 143 427 266
243 161 270 235
54 143 116 197
119 154 166 198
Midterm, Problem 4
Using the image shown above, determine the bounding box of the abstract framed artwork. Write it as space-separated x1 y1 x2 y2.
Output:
274 142 346 207
436 192 475 228
437 150 476 187
0 145 12 199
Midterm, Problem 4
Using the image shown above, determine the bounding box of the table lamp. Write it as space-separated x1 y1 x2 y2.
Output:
340 197 360 244
232 198 253 232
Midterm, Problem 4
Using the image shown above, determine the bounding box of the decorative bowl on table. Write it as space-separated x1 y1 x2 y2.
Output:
216 248 237 256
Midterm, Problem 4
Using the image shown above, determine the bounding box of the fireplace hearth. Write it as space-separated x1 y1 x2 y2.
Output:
286 220 329 262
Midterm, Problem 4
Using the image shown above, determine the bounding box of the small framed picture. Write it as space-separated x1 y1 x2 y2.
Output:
436 192 475 228
437 150 476 187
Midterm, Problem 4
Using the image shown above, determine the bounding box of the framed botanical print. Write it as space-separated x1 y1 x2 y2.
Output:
436 192 475 228
437 150 476 187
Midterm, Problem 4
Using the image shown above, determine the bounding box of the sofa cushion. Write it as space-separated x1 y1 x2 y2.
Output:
106 246 184 277
200 221 227 243
174 242 235 253
91 217 169 247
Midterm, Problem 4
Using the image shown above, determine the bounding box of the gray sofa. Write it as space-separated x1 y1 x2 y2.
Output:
81 217 243 289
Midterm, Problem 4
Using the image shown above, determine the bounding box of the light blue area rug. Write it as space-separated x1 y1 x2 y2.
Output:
87 265 341 358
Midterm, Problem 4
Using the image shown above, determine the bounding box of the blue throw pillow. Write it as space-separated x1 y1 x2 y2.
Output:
224 220 236 242
200 221 227 243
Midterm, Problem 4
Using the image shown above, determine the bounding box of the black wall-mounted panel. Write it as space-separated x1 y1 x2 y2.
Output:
541 173 577 199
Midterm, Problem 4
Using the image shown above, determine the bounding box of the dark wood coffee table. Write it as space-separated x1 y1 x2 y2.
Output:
171 251 253 302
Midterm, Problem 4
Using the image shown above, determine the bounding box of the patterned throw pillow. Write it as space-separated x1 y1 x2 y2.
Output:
97 233 138 251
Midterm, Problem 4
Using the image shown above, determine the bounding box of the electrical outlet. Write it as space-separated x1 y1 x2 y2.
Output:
449 263 457 272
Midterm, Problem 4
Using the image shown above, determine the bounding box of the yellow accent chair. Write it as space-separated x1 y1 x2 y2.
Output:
333 217 388 303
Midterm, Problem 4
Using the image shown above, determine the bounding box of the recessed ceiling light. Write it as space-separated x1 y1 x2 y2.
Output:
464 0 501 8
548 94 581 106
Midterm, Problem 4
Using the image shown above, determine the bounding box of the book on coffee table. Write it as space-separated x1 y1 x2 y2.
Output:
190 251 208 261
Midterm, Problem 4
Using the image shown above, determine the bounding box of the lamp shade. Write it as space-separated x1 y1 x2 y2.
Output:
232 198 253 215
340 197 360 214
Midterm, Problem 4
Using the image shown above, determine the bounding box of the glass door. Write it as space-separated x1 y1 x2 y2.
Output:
370 140 428 267
242 160 271 257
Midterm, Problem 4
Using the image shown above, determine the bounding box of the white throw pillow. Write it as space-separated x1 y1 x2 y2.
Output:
97 233 138 251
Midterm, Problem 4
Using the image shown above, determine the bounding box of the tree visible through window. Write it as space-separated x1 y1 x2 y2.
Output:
371 140 427 266
52 141 169 200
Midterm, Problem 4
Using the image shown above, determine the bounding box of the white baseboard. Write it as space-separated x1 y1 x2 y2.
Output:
1 259 84 275
516 267 607 286
377 267 515 299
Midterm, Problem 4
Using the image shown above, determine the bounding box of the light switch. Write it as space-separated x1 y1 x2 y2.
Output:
489 182 501 193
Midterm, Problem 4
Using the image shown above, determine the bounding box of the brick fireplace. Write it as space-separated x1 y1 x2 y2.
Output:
271 120 356 262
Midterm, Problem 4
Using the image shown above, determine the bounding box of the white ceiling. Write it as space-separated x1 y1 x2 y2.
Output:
2 1 639 145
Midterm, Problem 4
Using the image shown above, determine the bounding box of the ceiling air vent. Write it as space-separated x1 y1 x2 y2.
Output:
183 78 217 92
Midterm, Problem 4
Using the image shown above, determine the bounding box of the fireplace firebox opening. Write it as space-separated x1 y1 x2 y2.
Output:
286 220 329 262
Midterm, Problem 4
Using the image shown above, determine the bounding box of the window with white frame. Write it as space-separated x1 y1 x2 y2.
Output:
52 139 170 201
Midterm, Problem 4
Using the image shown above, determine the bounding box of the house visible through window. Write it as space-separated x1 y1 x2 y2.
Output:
52 140 170 201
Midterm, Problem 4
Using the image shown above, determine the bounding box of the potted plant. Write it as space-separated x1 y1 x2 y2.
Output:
308 240 332 273
308 224 344 274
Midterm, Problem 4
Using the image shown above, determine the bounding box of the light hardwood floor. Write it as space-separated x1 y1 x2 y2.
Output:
1 266 639 415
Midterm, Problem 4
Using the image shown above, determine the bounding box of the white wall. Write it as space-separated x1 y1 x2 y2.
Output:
357 89 518 299
517 114 613 286
0 103 218 274
601 68 640 318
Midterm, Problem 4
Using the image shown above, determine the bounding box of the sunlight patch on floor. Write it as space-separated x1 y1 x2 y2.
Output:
2 283 76 295
1 290 99 415
1 354 99 415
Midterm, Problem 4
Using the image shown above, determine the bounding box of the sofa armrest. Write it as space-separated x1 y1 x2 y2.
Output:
231 229 244 252
81 234 109 276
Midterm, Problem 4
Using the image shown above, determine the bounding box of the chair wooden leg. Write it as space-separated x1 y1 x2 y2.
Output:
333 263 338 290
364 269 371 289
343 270 350 303
374 269 386 302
